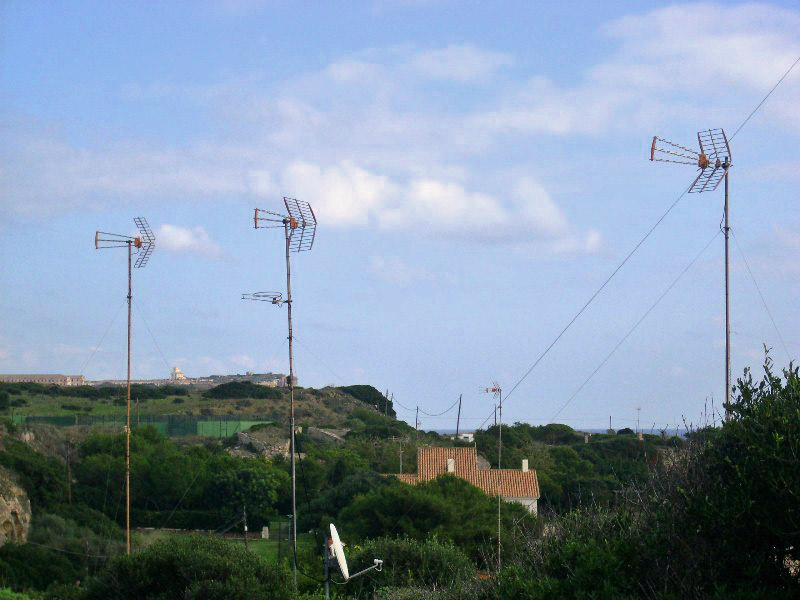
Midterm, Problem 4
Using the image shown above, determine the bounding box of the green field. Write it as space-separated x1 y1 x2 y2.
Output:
134 521 316 565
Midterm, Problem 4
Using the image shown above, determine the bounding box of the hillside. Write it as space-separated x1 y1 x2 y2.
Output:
1 382 396 431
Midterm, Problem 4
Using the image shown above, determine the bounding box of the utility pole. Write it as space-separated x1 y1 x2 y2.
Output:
484 383 502 571
95 217 155 556
415 406 419 433
455 394 462 437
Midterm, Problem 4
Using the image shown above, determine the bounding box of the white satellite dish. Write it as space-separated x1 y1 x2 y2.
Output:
330 523 350 580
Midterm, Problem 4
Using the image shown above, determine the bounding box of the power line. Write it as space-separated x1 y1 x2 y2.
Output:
393 397 415 412
25 540 109 559
293 335 347 385
730 55 800 140
79 299 126 375
473 187 690 432
419 396 461 417
133 298 172 375
160 467 205 529
551 230 720 421
731 228 792 362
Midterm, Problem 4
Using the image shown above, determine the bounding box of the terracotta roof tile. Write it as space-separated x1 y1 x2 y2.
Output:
394 446 539 499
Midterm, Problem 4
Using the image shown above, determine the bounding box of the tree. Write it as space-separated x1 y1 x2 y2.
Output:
338 475 535 566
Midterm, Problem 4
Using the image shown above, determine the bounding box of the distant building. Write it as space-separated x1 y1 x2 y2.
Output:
0 374 86 386
394 446 540 514
170 367 188 382
456 432 474 443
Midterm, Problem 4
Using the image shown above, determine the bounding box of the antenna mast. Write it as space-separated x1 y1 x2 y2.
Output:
251 198 317 590
650 129 732 417
95 217 155 555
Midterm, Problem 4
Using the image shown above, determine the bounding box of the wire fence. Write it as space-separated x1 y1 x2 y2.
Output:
10 414 274 438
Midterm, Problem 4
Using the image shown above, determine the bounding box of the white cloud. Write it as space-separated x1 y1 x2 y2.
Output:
3 4 797 246
275 160 598 250
156 224 222 258
281 161 395 227
408 44 513 82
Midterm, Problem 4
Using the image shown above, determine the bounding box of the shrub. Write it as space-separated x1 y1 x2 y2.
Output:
203 381 281 400
338 385 395 417
83 535 291 599
0 544 78 592
344 537 475 598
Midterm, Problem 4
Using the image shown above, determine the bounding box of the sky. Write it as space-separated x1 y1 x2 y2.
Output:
1 1 798 432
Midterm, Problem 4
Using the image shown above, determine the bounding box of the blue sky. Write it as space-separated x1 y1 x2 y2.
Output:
1 1 798 431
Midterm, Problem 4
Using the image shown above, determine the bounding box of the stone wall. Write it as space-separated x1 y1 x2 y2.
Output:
0 466 31 546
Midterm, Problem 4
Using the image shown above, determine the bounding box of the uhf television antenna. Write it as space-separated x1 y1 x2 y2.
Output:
483 382 502 570
324 524 383 597
251 197 317 588
651 129 732 416
94 217 155 555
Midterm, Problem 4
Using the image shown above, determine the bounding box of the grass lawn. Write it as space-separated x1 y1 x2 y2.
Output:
133 521 316 565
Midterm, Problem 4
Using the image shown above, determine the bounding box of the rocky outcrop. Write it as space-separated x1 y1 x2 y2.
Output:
0 466 31 546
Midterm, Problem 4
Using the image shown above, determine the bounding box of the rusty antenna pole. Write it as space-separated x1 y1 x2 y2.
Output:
253 198 316 591
484 382 502 571
95 217 155 554
650 129 732 417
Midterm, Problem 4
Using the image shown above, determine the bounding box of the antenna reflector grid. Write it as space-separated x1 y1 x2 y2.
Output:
283 197 317 252
133 217 156 268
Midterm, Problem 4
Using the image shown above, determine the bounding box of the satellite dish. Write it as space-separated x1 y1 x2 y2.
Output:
330 523 349 581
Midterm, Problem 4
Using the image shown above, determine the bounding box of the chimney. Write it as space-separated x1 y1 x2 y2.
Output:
446 458 455 473
521 459 528 473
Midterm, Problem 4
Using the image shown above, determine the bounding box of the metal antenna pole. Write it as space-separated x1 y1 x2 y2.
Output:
650 129 732 417
249 198 316 597
94 217 155 559
284 219 298 591
724 169 731 419
126 241 132 555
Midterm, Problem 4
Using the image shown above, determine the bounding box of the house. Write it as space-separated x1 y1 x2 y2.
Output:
394 446 540 515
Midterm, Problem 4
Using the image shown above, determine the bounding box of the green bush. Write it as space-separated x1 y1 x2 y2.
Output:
0 438 66 511
338 475 535 566
83 535 291 599
0 544 78 592
0 588 34 599
338 385 395 417
203 381 281 400
344 537 475 598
